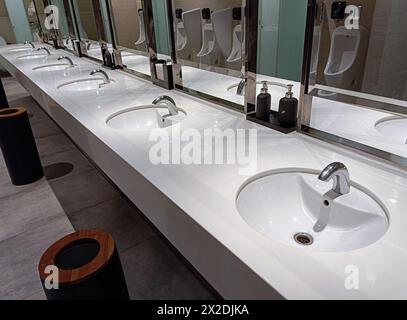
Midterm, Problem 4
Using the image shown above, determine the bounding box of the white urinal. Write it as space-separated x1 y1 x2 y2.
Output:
227 23 243 63
212 8 233 58
324 26 368 90
175 20 188 51
135 10 146 46
176 8 202 58
197 20 216 57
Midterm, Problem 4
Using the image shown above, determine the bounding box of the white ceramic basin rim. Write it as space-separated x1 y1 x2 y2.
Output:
236 168 389 252
57 78 115 92
106 105 187 131
375 116 407 145
16 53 48 60
32 63 75 71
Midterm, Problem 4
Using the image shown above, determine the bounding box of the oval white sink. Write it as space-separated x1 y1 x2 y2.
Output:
106 106 187 131
33 63 74 72
8 47 33 53
236 169 389 252
57 78 115 92
375 116 407 145
16 53 48 60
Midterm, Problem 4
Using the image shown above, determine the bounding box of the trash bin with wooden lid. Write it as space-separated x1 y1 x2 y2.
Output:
0 107 43 185
38 230 130 300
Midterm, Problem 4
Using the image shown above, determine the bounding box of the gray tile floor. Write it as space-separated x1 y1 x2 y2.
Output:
0 77 216 300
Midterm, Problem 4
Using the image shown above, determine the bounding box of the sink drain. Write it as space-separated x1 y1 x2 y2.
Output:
294 233 314 246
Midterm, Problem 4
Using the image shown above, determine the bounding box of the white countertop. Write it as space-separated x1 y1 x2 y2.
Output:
1 43 407 299
311 97 407 158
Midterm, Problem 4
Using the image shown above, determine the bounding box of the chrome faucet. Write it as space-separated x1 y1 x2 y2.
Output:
24 41 35 49
318 162 351 195
313 162 351 233
152 96 179 118
57 56 75 68
90 69 111 86
37 47 51 55
236 78 245 96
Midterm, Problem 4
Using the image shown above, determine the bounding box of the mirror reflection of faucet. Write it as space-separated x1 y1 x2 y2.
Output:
135 9 146 47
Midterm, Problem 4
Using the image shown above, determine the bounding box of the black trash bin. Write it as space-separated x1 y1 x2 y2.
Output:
38 230 130 300
0 77 8 108
0 107 43 185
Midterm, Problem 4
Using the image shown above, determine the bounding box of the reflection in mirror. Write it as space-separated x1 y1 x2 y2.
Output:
44 0 74 49
24 0 42 42
302 0 407 166
72 0 113 60
171 0 246 108
32 0 49 41
250 0 307 131
108 0 150 76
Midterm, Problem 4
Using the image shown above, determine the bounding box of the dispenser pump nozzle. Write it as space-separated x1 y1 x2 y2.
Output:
261 81 269 94
286 84 294 98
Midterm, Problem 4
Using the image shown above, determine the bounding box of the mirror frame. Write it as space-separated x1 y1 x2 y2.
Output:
299 0 407 168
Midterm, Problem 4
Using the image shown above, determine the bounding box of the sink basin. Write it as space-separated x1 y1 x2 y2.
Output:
16 53 48 60
33 63 76 72
57 78 115 92
106 105 187 131
236 169 389 252
8 47 33 53
375 116 407 145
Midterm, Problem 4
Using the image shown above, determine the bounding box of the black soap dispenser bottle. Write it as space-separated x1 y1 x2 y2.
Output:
278 84 298 127
256 81 271 122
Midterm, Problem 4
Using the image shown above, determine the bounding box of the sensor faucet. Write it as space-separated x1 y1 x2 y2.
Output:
90 69 111 85
24 41 35 49
318 162 351 195
57 56 75 68
313 162 351 233
152 96 180 120
37 47 51 55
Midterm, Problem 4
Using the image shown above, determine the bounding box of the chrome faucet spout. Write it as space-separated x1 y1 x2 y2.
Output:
152 95 179 116
318 162 351 196
24 41 35 49
37 47 51 55
236 78 245 95
90 69 110 85
57 56 75 67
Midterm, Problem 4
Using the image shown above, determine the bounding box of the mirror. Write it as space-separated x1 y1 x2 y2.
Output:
301 0 407 167
71 0 113 60
249 0 307 130
107 0 150 77
23 0 43 42
50 0 74 49
31 0 52 42
170 0 246 109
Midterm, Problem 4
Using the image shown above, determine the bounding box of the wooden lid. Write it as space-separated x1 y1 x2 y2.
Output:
38 230 116 285
0 107 26 119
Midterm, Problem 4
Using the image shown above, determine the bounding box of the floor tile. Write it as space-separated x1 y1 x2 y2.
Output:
48 169 119 214
0 179 66 242
41 148 94 179
36 133 75 157
120 237 215 300
23 290 46 300
0 215 73 300
69 197 156 253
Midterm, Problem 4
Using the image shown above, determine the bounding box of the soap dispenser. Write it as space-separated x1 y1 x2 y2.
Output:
278 84 298 127
256 81 271 121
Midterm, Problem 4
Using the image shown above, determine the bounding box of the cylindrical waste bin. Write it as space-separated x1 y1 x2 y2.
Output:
0 77 8 108
0 107 43 185
38 230 130 300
